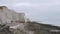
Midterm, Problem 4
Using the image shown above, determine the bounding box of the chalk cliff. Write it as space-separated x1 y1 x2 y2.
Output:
0 6 25 24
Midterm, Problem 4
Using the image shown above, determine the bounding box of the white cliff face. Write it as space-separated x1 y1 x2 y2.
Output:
0 6 25 24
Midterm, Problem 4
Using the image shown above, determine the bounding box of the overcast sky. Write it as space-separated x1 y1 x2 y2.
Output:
0 0 60 26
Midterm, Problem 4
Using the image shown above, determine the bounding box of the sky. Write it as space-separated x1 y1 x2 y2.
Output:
0 0 60 26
